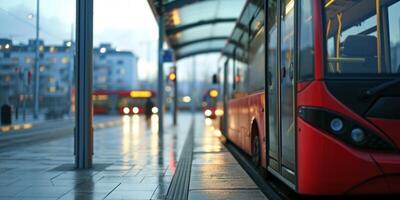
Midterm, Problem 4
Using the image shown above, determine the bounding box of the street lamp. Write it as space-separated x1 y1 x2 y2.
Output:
31 0 40 119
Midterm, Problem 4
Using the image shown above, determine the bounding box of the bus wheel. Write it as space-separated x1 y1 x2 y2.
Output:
252 134 260 167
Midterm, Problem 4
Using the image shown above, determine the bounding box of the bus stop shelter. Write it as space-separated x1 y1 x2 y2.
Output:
147 0 245 134
74 0 246 168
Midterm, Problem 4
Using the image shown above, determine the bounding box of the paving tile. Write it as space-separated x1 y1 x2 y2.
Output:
74 182 120 193
188 189 267 200
105 190 154 200
9 179 54 187
0 186 30 197
189 179 258 190
115 183 158 191
58 191 109 200
51 179 87 187
16 186 72 198
97 176 144 184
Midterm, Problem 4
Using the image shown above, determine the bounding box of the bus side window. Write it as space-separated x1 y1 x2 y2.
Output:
298 0 314 80
388 1 400 74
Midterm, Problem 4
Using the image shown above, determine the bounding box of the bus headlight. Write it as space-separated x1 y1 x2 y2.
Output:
351 128 365 143
123 107 130 114
330 118 343 133
152 107 158 114
204 109 212 117
132 107 139 114
299 106 395 151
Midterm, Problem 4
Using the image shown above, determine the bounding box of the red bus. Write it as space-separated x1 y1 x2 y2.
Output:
93 90 157 115
202 88 219 119
216 0 400 195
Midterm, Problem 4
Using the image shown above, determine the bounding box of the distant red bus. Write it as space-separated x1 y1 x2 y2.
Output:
215 0 400 195
93 90 156 115
202 89 219 119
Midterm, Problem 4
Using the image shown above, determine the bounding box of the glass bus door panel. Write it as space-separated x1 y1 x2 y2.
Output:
267 0 279 166
266 0 281 173
279 0 296 182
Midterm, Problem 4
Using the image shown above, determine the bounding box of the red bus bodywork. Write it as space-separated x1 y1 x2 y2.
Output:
215 0 400 195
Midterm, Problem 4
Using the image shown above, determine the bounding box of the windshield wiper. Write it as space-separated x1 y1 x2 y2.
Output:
363 77 400 98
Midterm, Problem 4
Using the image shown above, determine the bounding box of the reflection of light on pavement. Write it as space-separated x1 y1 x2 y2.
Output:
151 114 159 134
132 115 140 135
151 125 159 158
132 115 141 160
122 115 131 134
150 114 159 163
213 129 222 137
205 118 212 126
201 119 223 152
122 115 131 156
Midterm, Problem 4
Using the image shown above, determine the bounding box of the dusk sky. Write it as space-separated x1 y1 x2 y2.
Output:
0 0 221 81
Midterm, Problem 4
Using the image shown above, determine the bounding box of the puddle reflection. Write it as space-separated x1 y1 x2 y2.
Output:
117 114 179 199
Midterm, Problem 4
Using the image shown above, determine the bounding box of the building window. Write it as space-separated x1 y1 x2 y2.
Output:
49 57 57 63
97 76 107 82
40 65 46 72
117 68 125 75
117 60 124 65
49 46 56 53
48 77 56 83
48 86 56 93
25 57 33 64
61 57 69 64
4 75 11 82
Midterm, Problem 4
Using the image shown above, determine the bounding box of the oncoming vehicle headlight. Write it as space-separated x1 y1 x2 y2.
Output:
215 109 224 116
123 107 130 114
204 109 212 117
132 107 139 114
152 107 158 114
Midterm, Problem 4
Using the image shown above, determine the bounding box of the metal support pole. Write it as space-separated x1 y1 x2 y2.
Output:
222 59 229 135
67 24 74 117
173 65 177 126
33 0 40 119
75 0 93 169
157 3 164 134
191 57 196 112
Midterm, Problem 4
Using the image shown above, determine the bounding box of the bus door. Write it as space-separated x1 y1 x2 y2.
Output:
279 0 296 183
267 0 297 186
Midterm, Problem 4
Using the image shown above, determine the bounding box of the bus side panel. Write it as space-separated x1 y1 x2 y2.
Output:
228 99 240 148
296 81 384 194
297 118 385 194
248 92 267 168
228 97 250 153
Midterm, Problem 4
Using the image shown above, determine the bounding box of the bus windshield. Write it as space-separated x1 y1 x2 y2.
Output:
324 0 400 76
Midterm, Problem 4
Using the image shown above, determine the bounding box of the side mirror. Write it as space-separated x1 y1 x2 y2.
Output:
212 74 219 84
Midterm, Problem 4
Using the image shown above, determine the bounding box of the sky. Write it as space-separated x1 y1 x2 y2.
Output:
0 0 220 81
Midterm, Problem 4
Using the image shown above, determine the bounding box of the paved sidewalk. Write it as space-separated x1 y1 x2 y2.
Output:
0 113 268 200
188 116 268 200
0 113 192 200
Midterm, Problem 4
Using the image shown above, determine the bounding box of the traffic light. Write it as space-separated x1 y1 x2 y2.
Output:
27 71 32 85
209 89 218 98
168 72 176 82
